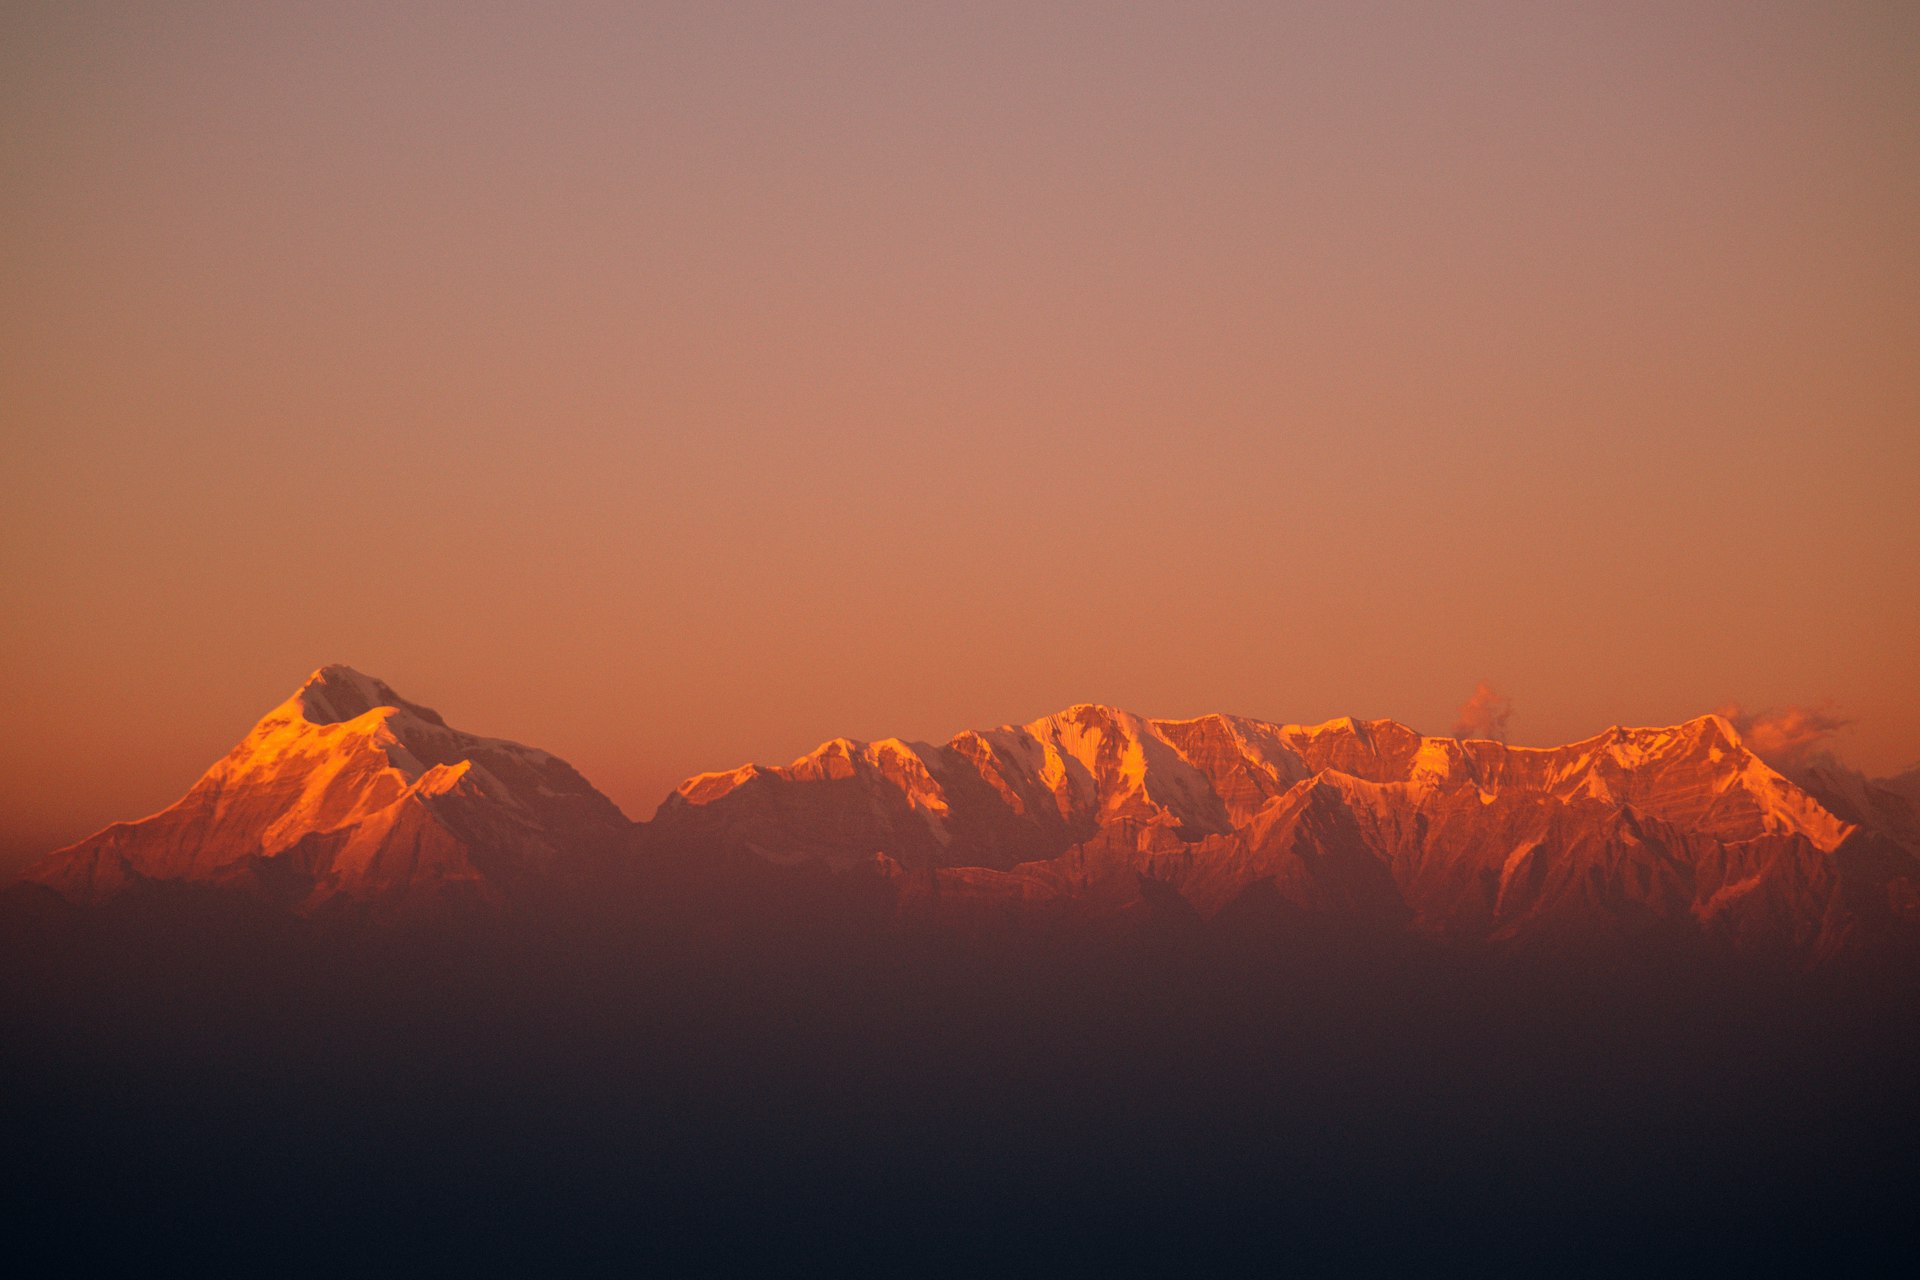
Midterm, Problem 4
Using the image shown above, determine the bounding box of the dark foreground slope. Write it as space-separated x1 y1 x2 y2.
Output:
4 877 1916 1276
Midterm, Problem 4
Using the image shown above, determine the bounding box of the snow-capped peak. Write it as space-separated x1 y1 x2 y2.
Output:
290 664 446 728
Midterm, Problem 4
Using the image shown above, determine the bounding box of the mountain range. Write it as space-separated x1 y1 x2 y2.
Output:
22 665 1920 957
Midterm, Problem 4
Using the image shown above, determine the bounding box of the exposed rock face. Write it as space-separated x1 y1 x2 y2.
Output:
656 708 1920 957
22 672 1920 957
24 666 629 919
650 704 1236 872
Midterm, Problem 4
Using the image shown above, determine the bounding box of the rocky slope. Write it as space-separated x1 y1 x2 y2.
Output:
22 666 630 919
21 671 1920 956
655 706 1920 956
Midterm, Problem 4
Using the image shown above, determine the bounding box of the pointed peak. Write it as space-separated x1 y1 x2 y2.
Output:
1036 703 1150 733
413 759 479 797
1290 714 1418 742
1684 712 1745 748
1593 715 1749 757
1151 711 1240 731
870 737 934 761
1059 701 1128 719
673 763 770 806
291 665 445 728
793 736 867 765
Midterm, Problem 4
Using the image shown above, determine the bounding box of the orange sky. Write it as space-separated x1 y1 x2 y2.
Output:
3 2 1917 875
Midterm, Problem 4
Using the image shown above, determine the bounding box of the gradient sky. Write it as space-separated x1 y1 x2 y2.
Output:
3 1 1917 873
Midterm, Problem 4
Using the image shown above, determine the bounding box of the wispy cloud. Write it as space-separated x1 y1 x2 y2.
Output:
1714 702 1849 770
1452 681 1513 742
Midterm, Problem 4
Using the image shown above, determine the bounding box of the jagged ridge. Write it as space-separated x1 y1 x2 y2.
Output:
651 704 1915 955
21 671 1920 955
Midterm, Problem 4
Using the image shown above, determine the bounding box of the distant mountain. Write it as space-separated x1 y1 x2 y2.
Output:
654 704 1920 957
22 666 629 920
1791 756 1920 855
20 671 1920 957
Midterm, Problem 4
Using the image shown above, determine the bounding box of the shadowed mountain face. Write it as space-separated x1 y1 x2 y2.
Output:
20 669 1920 957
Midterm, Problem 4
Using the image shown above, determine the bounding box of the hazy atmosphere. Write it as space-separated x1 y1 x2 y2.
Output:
4 0 1916 874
